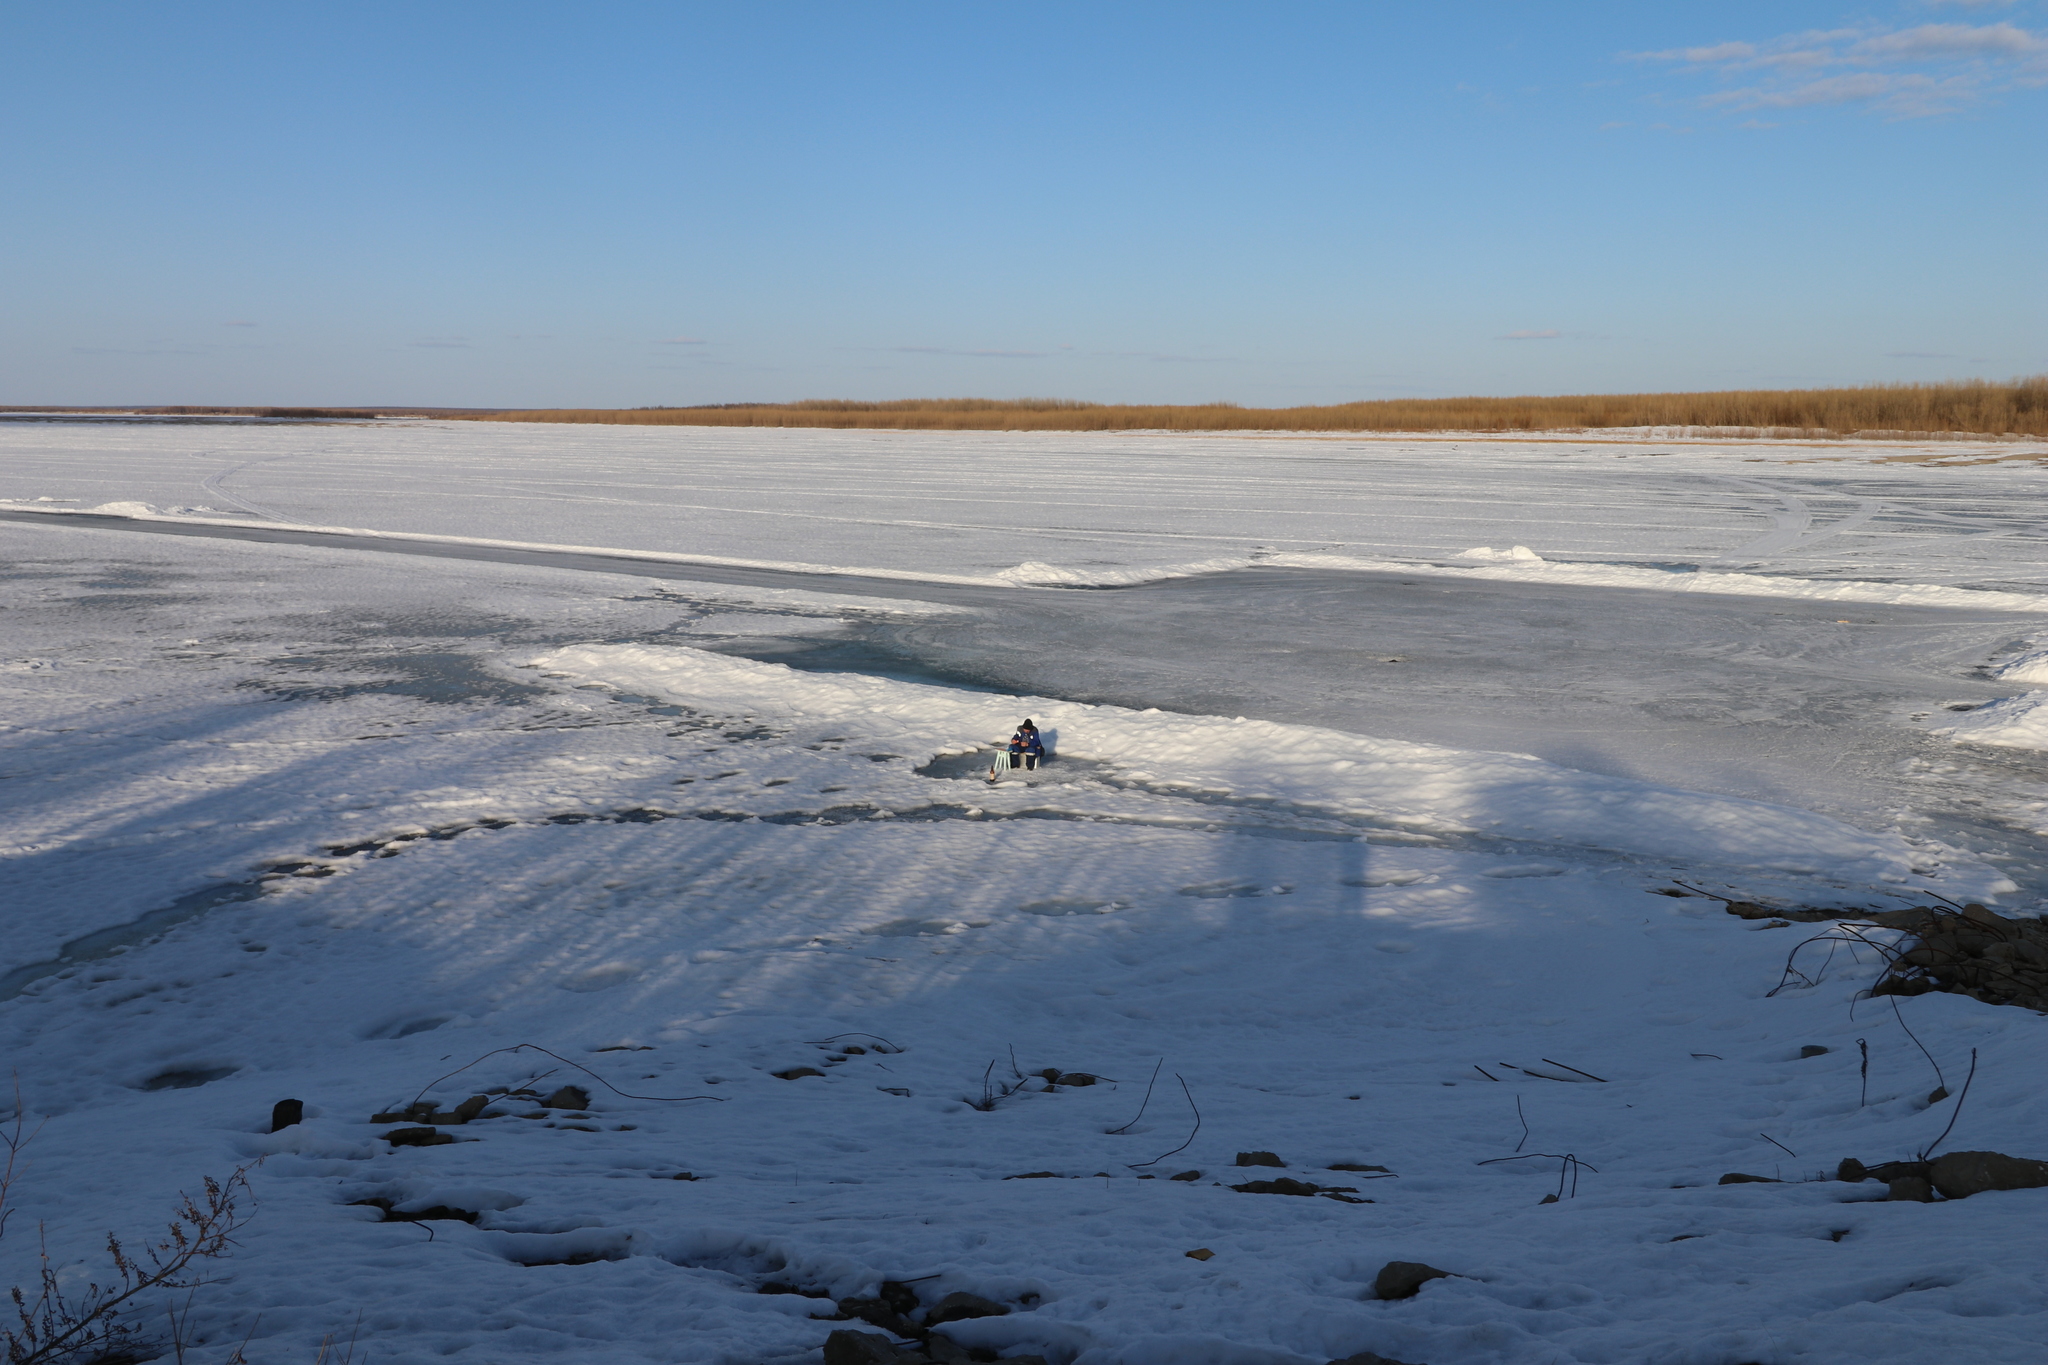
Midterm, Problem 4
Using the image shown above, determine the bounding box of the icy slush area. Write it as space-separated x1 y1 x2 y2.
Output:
2 421 2047 1364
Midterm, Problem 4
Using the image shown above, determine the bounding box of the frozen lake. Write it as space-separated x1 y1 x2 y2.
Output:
3 420 2046 1365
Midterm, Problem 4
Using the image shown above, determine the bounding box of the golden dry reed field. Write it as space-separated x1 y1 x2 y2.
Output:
461 377 2048 438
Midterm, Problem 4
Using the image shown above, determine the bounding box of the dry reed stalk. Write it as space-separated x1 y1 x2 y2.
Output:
455 377 2048 438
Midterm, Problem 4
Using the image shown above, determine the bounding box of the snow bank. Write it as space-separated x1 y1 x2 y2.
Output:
530 642 1966 888
1937 692 2048 750
1991 646 2048 685
993 548 2048 611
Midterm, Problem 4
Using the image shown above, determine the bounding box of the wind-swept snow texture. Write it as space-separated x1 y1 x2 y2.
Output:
2 421 2047 1364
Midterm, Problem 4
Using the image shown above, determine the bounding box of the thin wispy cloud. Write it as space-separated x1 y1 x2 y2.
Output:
1089 350 1236 363
896 346 1050 358
409 337 472 349
1629 19 2048 117
221 320 257 327
1886 349 1955 357
1499 329 1562 340
656 336 707 345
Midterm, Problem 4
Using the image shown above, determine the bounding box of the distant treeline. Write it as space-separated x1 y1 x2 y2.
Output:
456 378 2048 438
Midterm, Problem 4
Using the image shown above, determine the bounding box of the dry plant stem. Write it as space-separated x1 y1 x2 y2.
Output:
1126 1077 1200 1169
1106 1061 1163 1136
6 1166 255 1365
1770 924 1902 996
1514 1096 1529 1154
1477 1152 1599 1199
1858 1038 1870 1108
1888 997 1947 1092
1540 1059 1607 1083
406 1043 724 1108
803 1033 902 1053
0 1078 49 1245
1919 1049 1980 1161
1760 1133 1798 1159
454 377 2048 437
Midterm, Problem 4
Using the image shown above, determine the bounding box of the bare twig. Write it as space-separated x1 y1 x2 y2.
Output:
407 1043 725 1108
1760 1132 1798 1159
1857 1038 1869 1108
1106 1060 1162 1135
1768 923 1904 997
1473 1065 1500 1082
1514 1096 1529 1154
1540 1059 1608 1083
1477 1152 1598 1199
0 1075 49 1246
1126 1076 1200 1169
803 1033 904 1052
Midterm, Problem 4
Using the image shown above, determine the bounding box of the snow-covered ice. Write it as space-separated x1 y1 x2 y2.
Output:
2 419 2046 1364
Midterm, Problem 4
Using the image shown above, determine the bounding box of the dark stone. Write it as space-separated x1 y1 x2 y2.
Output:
842 1045 867 1055
1169 1170 1202 1181
1537 1193 1559 1205
1004 1172 1062 1180
270 1098 304 1132
836 1298 921 1339
771 1067 824 1081
822 1330 917 1365
1232 1177 1319 1196
1887 1175 1935 1203
877 1281 921 1316
1717 1173 1782 1185
1799 1045 1830 1058
1328 1163 1392 1173
1235 1151 1285 1168
922 1333 975 1364
1837 1158 1868 1183
381 1126 453 1147
452 1093 491 1122
1373 1261 1451 1301
542 1085 591 1109
1927 1150 2048 1199
1330 1354 1427 1365
923 1291 1009 1327
1054 1072 1097 1086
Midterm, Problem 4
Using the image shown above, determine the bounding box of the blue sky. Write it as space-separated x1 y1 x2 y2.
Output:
4 1 2042 407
